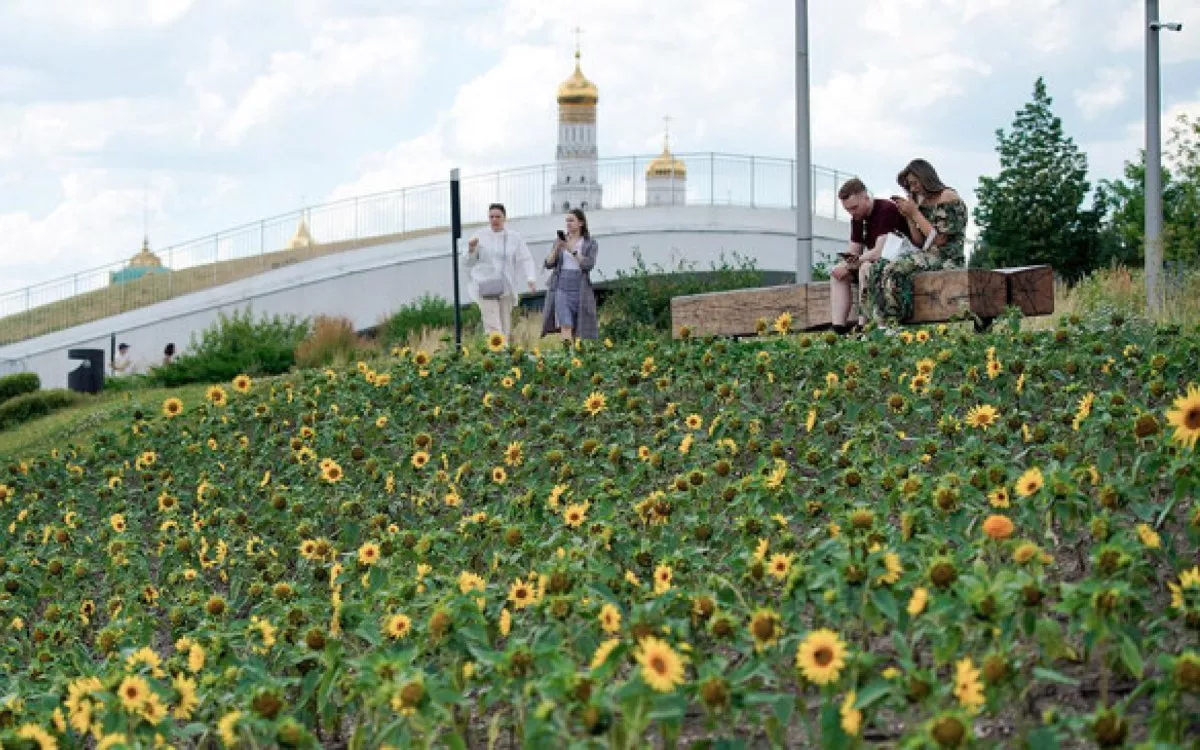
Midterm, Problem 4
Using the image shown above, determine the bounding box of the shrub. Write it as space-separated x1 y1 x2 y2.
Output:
101 374 154 393
150 308 310 387
381 295 481 346
295 316 378 369
0 372 40 405
601 250 768 339
0 389 79 431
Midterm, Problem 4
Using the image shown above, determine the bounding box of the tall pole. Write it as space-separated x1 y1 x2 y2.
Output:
1145 0 1164 317
795 0 813 283
450 168 463 350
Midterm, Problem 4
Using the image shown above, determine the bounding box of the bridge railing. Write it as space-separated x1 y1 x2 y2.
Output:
0 153 852 346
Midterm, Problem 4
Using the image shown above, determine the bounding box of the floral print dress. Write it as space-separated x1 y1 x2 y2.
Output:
865 198 968 323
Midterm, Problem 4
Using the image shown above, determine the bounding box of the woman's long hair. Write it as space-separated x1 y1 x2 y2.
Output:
897 159 947 197
569 208 590 238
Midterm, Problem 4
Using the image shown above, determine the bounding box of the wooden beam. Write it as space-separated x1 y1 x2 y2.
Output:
671 284 809 338
996 265 1055 316
910 269 1007 323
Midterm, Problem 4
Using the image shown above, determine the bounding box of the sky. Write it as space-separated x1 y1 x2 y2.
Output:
0 0 1198 296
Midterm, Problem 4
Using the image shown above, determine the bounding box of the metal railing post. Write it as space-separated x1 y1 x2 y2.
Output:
750 157 756 208
401 189 406 234
710 154 715 206
213 235 219 285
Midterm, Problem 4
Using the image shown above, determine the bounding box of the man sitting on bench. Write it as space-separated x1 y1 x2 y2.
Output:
829 178 908 334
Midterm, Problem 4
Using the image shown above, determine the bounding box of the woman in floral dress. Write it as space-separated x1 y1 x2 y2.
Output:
865 159 968 323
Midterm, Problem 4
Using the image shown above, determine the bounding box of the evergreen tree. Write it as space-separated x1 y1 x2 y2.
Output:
973 78 1102 281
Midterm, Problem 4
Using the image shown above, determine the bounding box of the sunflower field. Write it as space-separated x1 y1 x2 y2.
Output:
0 314 1198 749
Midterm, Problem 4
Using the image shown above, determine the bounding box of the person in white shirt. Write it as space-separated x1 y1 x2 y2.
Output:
111 343 133 376
463 203 537 339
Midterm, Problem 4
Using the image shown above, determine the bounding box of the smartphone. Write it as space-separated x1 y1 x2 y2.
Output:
556 230 566 241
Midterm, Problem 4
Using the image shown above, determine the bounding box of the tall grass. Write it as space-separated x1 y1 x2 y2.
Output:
294 316 379 369
1029 264 1200 329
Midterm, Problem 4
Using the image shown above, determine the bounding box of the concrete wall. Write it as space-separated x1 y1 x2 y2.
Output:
0 204 848 388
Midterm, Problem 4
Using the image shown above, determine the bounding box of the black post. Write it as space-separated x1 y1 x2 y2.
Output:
449 168 463 351
109 333 116 372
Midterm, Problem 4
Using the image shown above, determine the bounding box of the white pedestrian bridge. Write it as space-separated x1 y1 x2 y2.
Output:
0 153 853 387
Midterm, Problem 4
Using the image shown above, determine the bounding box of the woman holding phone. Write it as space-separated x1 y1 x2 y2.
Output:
864 159 968 323
541 208 599 344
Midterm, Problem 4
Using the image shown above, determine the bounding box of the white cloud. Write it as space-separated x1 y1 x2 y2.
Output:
214 17 427 145
1075 67 1132 119
0 99 180 165
6 0 195 30
1108 0 1200 63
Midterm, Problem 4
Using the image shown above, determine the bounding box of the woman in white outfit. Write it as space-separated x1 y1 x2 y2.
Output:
463 203 537 339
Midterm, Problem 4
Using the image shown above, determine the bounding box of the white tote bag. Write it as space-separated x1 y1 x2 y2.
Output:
881 231 917 262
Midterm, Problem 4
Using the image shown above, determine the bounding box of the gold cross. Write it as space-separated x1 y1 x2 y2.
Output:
572 26 583 57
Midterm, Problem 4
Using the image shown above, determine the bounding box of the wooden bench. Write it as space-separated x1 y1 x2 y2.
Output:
670 265 1054 338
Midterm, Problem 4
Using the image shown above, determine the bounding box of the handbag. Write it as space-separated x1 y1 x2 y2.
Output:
477 232 507 300
881 231 916 262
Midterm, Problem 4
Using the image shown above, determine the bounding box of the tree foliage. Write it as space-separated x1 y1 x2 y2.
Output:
973 78 1103 281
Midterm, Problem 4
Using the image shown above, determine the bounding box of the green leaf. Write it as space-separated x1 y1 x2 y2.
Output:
1117 635 1144 679
853 680 892 710
1025 727 1061 750
870 589 899 622
1033 667 1079 686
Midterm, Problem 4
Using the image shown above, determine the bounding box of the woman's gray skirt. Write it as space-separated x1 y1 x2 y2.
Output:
554 269 583 329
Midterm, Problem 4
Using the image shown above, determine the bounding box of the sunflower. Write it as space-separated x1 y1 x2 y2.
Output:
638 445 652 461
1136 523 1161 549
954 658 985 711
384 613 412 640
982 515 1014 540
599 603 622 634
376 415 388 428
457 571 486 594
321 461 344 483
217 710 243 746
907 587 929 616
748 608 782 652
413 350 431 367
986 359 1003 379
987 487 1010 508
1015 467 1044 497
232 374 252 393
172 674 199 720
507 578 537 609
504 442 524 466
118 675 151 711
653 564 673 595
841 690 862 736
206 386 228 406
358 542 381 566
140 692 168 725
162 397 184 418
964 404 998 430
584 391 607 416
767 553 792 581
499 608 512 637
487 332 507 352
491 466 507 484
563 501 589 528
110 514 126 533
876 551 903 585
635 636 687 692
796 629 848 685
590 638 622 670
773 311 792 334
16 725 56 750
411 450 430 469
685 413 703 430
1166 384 1200 449
1168 566 1200 611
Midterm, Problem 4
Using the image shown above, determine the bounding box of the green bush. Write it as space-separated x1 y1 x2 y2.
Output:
102 374 154 393
150 308 310 387
381 295 481 346
601 250 768 339
0 389 79 431
0 372 40 405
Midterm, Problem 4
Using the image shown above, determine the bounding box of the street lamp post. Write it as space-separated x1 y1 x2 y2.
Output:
1145 0 1182 317
795 0 813 284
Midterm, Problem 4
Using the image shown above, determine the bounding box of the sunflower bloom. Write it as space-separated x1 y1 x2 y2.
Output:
635 637 687 692
964 404 998 430
1015 467 1044 498
954 658 985 711
1166 384 1200 449
599 603 622 634
796 629 848 685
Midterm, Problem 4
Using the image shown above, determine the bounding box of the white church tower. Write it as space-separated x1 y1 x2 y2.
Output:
551 35 603 213
645 117 687 206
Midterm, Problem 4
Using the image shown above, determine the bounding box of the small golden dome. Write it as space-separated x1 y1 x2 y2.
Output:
556 51 598 106
646 141 687 179
129 237 163 268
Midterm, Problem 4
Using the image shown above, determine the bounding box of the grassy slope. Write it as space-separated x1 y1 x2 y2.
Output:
0 383 213 460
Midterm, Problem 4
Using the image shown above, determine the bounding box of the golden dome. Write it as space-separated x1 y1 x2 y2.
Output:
646 140 687 179
556 51 598 106
129 237 163 268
